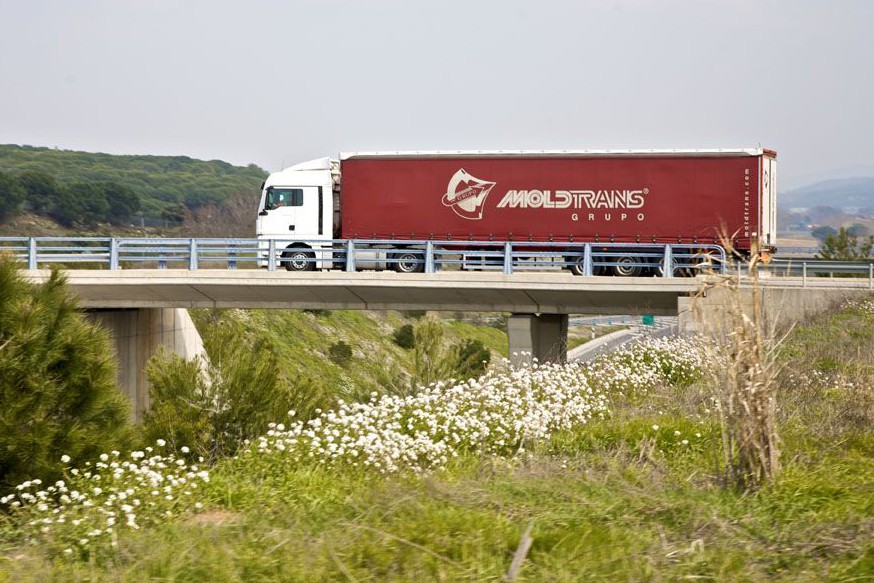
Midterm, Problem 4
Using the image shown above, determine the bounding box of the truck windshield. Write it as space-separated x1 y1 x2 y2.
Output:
265 187 304 210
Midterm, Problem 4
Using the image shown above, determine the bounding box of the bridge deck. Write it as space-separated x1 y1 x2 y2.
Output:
22 270 702 315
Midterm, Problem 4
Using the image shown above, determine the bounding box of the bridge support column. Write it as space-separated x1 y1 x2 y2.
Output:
87 309 205 423
508 314 568 366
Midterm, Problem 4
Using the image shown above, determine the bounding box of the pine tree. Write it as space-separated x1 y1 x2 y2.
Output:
0 171 25 222
0 257 133 491
143 312 290 463
817 227 874 261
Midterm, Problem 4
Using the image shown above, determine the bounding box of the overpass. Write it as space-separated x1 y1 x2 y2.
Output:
19 267 873 419
8 236 873 420
17 268 696 420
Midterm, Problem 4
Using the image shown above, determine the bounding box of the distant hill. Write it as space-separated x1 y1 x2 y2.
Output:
0 144 268 218
781 176 874 212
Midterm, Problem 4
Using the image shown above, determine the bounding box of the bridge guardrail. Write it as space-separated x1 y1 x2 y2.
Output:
5 236 874 286
6 237 872 283
1 237 728 278
761 259 874 289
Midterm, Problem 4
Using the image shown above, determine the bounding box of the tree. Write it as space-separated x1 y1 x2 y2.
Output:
99 182 141 224
51 182 110 227
810 225 837 242
0 257 133 490
16 170 58 213
0 170 25 222
816 227 873 261
144 314 291 463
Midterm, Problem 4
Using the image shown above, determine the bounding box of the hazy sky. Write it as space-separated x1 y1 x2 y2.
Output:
1 0 872 189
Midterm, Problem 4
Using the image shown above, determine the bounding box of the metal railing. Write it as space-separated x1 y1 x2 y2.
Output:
763 259 874 289
4 236 872 285
0 237 729 277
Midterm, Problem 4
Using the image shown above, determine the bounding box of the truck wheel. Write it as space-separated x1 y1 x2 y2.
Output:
393 251 424 273
283 249 316 272
612 256 643 277
568 255 587 276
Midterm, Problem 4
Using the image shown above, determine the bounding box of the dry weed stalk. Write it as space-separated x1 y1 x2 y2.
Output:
696 242 783 490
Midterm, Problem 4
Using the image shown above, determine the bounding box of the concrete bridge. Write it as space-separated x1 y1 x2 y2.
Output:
19 269 874 421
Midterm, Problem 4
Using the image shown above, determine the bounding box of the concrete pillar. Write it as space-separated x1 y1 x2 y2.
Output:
508 313 568 366
87 308 205 423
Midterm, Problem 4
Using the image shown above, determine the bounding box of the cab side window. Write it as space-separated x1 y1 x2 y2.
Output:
265 187 304 210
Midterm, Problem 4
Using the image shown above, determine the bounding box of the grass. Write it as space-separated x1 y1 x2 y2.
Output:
3 298 874 581
190 309 509 405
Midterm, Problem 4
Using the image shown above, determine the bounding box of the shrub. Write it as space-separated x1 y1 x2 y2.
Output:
329 341 353 367
412 318 452 386
0 257 133 491
392 324 416 349
401 310 427 319
143 316 291 464
451 338 490 380
1 443 209 560
304 309 332 317
697 252 782 491
250 358 609 474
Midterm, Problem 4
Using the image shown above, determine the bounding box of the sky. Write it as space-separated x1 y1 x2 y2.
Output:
1 0 873 190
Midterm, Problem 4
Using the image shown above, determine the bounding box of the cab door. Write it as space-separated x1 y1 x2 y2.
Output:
257 185 323 238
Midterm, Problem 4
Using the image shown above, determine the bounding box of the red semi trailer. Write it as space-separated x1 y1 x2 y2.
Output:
256 149 777 275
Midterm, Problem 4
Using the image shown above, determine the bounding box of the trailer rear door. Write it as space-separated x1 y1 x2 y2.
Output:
760 155 777 248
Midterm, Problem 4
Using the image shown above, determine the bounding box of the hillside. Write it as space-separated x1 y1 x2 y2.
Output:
781 176 874 212
189 308 509 416
0 144 267 219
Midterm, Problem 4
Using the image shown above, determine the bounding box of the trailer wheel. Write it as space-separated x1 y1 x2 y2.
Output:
393 251 424 273
568 255 587 276
612 256 643 277
283 248 316 272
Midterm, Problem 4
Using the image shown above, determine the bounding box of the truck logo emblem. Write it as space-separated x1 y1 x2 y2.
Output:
441 169 495 220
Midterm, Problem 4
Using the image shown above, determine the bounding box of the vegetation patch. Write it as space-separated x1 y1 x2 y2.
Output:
3 274 874 579
0 144 267 222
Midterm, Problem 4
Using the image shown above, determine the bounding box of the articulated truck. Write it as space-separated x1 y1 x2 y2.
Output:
256 149 777 276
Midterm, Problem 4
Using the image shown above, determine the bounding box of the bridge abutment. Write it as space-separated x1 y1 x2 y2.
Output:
508 313 569 366
678 284 870 334
87 308 205 423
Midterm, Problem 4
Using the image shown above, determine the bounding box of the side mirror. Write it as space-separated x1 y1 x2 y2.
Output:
259 210 268 216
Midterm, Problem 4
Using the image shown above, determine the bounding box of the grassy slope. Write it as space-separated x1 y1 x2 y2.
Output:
190 309 509 409
4 301 874 581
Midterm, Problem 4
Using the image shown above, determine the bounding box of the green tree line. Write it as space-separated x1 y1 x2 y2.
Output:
0 144 267 224
0 169 142 227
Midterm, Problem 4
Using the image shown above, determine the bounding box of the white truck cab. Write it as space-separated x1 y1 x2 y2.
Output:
256 157 337 270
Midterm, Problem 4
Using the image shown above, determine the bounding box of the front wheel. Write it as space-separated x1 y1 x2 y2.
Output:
283 249 316 272
393 251 424 273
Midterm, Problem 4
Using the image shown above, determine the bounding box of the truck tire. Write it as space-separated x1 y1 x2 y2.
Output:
283 249 316 272
568 255 587 276
393 251 424 273
612 256 643 277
